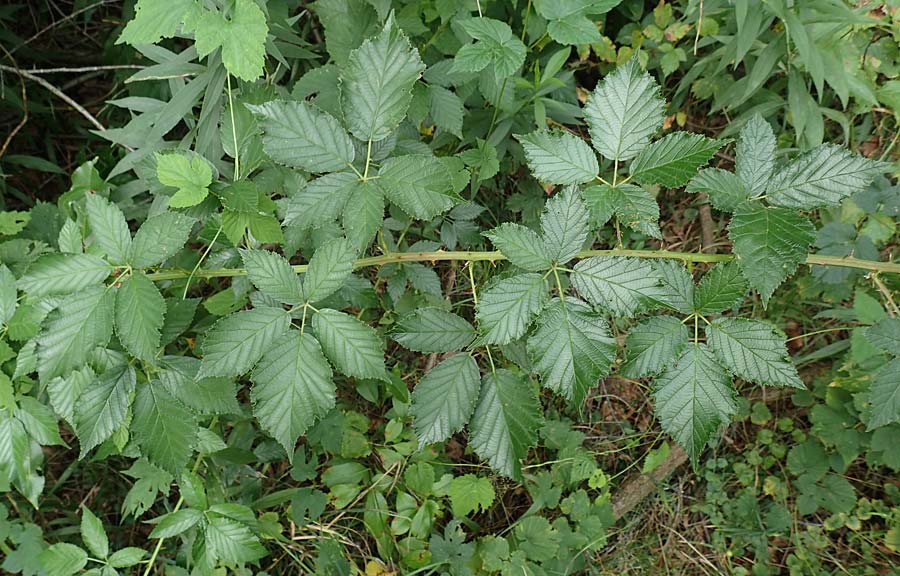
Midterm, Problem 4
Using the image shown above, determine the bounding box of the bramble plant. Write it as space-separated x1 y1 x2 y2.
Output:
1 1 899 574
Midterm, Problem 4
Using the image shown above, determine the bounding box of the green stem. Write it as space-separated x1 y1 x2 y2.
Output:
144 249 900 282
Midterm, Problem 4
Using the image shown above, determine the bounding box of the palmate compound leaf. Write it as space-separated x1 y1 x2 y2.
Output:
38 286 115 382
541 187 590 265
865 317 900 354
572 257 668 317
130 211 195 268
484 223 552 272
411 353 481 447
693 261 748 315
621 315 690 378
584 56 665 161
251 330 335 457
343 179 385 251
727 202 816 306
302 237 356 304
515 131 599 185
194 0 268 81
686 168 752 213
767 144 889 209
117 0 193 45
341 15 425 142
653 343 736 464
204 516 267 565
85 194 131 265
74 365 136 458
240 249 304 305
735 114 776 196
155 152 213 209
312 308 386 380
866 358 900 430
115 272 166 362
198 307 291 378
628 132 728 188
653 260 694 315
451 18 526 81
131 380 198 474
375 155 459 220
582 183 661 238
527 298 616 404
18 253 112 298
391 308 476 353
283 172 356 231
706 317 804 388
469 369 542 480
246 100 355 173
475 273 549 345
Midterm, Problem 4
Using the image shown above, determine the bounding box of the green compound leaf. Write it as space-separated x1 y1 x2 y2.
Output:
476 273 549 345
653 259 695 315
115 272 166 362
527 298 616 404
484 223 552 272
130 212 195 268
865 318 900 354
376 154 457 220
198 307 291 378
131 380 198 474
629 132 727 188
767 144 889 209
0 264 14 325
85 194 131 265
79 506 108 559
18 253 112 298
156 152 213 209
541 187 589 265
284 172 356 231
240 249 304 305
447 474 495 517
686 168 752 213
411 353 481 447
246 100 355 173
452 18 526 81
429 85 464 138
693 261 748 314
391 308 475 353
342 179 385 251
866 358 900 431
302 237 356 304
622 315 690 378
194 0 268 81
251 330 335 457
572 256 667 317
341 15 425 142
515 130 599 185
117 0 193 45
706 317 804 389
585 56 664 161
204 516 267 565
469 369 542 480
312 308 386 380
735 114 776 196
149 509 204 539
74 365 136 458
38 543 88 576
728 203 815 306
654 344 736 465
583 183 662 238
38 287 115 382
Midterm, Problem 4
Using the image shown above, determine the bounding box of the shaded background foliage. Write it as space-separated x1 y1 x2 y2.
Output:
1 1 899 575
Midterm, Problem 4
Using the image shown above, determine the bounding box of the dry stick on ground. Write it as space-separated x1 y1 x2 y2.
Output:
611 388 791 520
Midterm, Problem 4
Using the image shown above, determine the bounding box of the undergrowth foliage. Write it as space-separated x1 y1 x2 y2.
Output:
0 1 898 574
